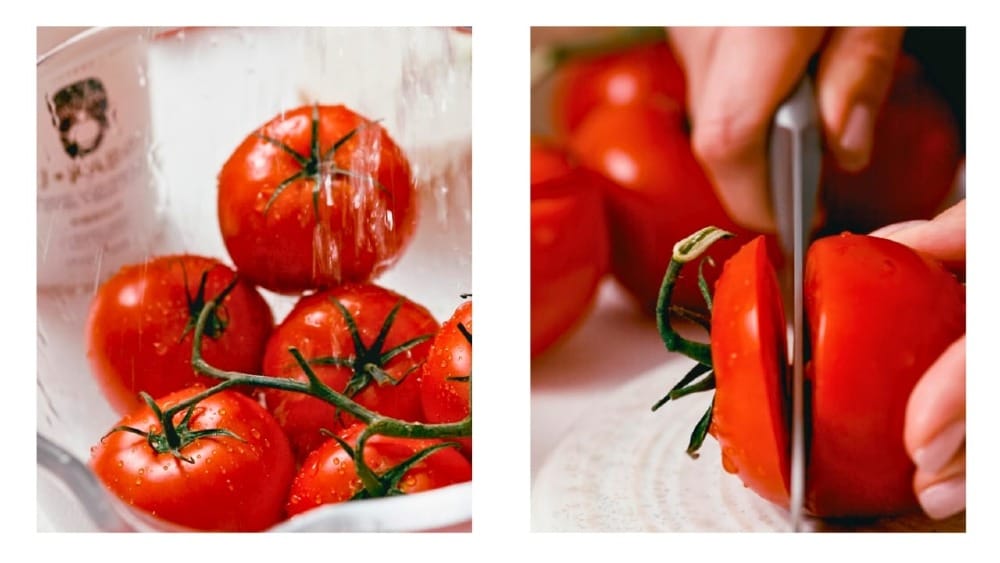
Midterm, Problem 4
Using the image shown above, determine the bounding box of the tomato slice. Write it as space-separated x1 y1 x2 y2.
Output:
709 235 790 507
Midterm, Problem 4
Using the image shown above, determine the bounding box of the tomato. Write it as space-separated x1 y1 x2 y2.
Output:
90 386 295 531
707 233 965 517
550 40 686 138
86 254 274 415
531 138 609 357
218 104 416 294
570 102 769 315
708 236 790 507
260 283 437 460
286 424 471 517
821 55 962 234
420 299 472 456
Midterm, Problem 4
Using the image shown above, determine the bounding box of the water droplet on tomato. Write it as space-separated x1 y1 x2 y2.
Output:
153 341 169 355
117 460 124 468
134 477 143 486
314 495 323 505
881 259 896 276
162 464 169 471
137 468 145 475
219 409 227 416
250 428 261 439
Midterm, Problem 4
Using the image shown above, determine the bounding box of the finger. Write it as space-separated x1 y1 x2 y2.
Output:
685 28 826 232
815 27 905 171
904 335 966 475
877 200 966 265
913 447 965 520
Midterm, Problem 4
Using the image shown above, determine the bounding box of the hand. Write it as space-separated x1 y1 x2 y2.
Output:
871 200 966 519
669 27 904 232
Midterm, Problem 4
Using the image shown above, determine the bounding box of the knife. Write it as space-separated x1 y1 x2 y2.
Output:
768 77 821 532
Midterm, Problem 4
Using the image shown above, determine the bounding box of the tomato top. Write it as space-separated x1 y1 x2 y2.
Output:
86 254 274 414
90 387 295 532
218 104 416 294
286 424 472 517
260 283 438 459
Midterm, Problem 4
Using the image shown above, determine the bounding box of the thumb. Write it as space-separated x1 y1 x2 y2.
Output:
815 27 905 171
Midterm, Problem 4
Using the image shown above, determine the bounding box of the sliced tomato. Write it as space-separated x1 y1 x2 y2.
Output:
709 235 790 507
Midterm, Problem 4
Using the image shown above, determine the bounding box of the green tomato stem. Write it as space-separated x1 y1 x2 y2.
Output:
178 277 470 442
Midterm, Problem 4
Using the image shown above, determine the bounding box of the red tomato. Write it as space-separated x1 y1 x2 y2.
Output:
90 386 295 531
86 254 274 415
420 299 472 456
709 236 790 507
218 105 416 294
570 102 768 315
286 424 472 517
707 233 965 517
531 139 610 357
550 41 686 138
822 55 962 233
260 284 437 460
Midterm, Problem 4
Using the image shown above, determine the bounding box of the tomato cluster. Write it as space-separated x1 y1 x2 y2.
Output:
531 30 962 357
86 104 471 532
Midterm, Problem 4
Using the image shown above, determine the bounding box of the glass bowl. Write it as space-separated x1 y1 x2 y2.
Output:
36 26 472 532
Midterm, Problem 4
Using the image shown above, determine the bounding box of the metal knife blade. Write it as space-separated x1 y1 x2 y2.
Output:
768 77 821 532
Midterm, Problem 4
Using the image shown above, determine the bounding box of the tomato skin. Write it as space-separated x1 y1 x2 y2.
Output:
420 300 472 456
218 105 416 294
570 102 768 314
709 236 790 507
822 56 962 233
804 233 965 517
260 284 437 460
90 387 295 532
286 424 472 517
550 41 686 138
531 139 610 357
86 254 274 415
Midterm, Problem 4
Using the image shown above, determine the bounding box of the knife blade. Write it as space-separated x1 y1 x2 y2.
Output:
768 77 821 532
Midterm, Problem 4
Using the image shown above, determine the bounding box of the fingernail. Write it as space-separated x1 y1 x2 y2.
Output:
913 420 965 474
918 475 966 520
839 104 874 170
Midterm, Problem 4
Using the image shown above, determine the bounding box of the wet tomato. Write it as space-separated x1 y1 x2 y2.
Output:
260 283 437 460
90 386 295 531
218 104 416 294
286 424 471 516
86 254 273 415
420 299 472 456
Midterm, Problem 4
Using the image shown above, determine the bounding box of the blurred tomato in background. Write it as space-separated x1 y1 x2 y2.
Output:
530 139 610 357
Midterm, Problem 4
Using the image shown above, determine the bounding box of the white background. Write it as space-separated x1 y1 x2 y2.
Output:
9 1 998 561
